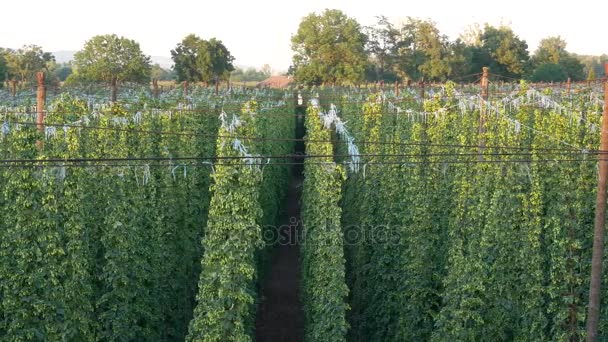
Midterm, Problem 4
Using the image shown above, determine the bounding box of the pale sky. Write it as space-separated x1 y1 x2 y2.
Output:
2 0 606 72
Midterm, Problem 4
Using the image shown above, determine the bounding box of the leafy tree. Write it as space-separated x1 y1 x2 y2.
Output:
4 45 54 84
459 23 483 47
0 49 6 88
532 36 584 80
364 16 399 82
393 18 451 81
171 34 235 84
531 63 567 82
260 64 272 78
150 63 174 81
559 54 585 80
73 34 151 84
48 62 73 82
291 9 367 85
576 54 607 79
588 68 596 81
230 66 270 82
533 36 567 65
447 39 475 80
469 25 530 78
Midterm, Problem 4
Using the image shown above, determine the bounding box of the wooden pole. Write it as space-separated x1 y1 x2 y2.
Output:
110 76 117 102
478 67 490 160
183 80 189 98
419 80 425 100
567 77 572 95
395 81 400 97
152 79 159 99
36 72 46 133
586 62 608 342
10 80 17 97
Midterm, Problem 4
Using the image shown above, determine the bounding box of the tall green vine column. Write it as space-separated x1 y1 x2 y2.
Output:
0 125 69 341
350 95 383 340
301 102 349 342
187 102 263 342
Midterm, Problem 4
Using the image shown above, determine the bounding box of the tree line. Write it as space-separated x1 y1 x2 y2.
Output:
0 34 239 90
1 10 606 89
289 9 607 85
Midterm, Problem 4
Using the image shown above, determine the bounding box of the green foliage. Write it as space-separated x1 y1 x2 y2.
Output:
186 102 264 342
52 63 73 82
171 34 235 84
230 66 271 83
301 102 349 341
0 90 219 341
468 25 530 78
531 63 568 82
532 37 585 81
364 16 399 82
150 63 174 81
73 34 151 84
333 81 605 340
393 18 452 81
185 94 294 342
534 36 567 65
291 9 367 86
0 51 6 86
576 54 608 79
3 45 54 84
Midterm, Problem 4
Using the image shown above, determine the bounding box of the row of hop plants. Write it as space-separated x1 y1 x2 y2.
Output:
0 93 218 341
299 99 350 341
185 97 295 341
0 88 295 341
337 82 608 341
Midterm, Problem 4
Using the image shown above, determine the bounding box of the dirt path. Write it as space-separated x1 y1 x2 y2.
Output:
255 104 306 342
254 173 304 342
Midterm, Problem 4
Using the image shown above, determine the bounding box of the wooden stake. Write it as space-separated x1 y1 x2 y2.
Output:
478 67 490 160
586 62 608 342
419 80 425 100
152 79 159 99
110 76 117 102
36 72 46 133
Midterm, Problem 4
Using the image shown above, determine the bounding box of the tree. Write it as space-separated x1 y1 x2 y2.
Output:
150 64 174 81
230 66 270 82
447 39 475 80
48 62 73 82
291 9 367 85
559 54 585 80
459 23 483 47
470 25 530 78
0 49 7 88
260 64 272 78
576 54 608 79
365 16 399 82
533 36 567 65
531 63 567 82
73 34 150 101
532 36 584 81
171 34 235 84
73 34 151 85
4 45 54 84
393 18 451 81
